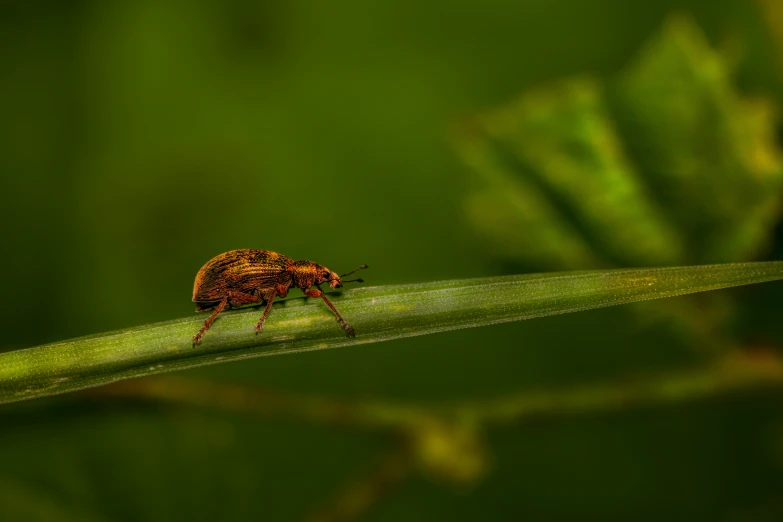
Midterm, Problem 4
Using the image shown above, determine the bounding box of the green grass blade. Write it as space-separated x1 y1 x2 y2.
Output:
2 261 783 404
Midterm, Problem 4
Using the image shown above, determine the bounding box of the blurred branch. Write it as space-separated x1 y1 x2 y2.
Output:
95 350 783 429
470 349 783 424
94 376 435 429
304 446 412 522
92 348 783 492
3 261 783 404
251 347 783 522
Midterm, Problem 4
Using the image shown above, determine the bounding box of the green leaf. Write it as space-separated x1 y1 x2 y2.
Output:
454 15 783 355
480 78 686 267
458 16 783 269
458 125 605 270
610 16 783 263
2 261 783 404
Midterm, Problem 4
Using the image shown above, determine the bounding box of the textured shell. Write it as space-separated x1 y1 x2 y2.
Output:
192 249 293 302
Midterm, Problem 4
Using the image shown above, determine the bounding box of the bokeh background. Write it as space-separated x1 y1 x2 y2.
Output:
4 0 783 520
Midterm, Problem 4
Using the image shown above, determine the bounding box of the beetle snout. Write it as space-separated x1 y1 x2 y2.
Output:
328 271 342 289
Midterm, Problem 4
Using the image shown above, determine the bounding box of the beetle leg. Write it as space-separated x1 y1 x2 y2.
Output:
193 296 228 345
304 288 355 337
228 291 261 309
255 290 278 333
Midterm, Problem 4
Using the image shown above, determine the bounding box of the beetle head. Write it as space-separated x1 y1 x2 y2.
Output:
315 266 343 289
315 264 368 289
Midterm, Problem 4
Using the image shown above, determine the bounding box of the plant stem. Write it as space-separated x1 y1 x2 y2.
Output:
2 261 783 404
93 350 783 429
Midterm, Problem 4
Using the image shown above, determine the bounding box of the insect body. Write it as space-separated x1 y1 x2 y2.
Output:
192 249 367 344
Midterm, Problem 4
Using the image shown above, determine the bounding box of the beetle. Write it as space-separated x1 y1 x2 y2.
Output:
191 249 367 344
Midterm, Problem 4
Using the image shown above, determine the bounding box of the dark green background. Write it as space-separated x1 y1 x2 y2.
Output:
3 1 783 520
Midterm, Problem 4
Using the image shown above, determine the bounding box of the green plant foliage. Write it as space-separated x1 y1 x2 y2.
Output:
455 16 783 359
458 16 783 269
612 17 783 263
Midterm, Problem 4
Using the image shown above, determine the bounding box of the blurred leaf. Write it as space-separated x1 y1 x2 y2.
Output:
455 15 783 356
480 78 686 267
3 261 783 404
458 15 783 269
458 131 605 270
611 16 783 263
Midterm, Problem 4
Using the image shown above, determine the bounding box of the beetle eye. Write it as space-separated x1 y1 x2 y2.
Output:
322 271 330 279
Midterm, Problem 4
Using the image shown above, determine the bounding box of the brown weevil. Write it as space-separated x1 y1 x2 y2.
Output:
191 249 367 344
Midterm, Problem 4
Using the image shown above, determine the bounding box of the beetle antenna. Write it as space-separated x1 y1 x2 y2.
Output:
341 264 368 278
342 278 364 284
